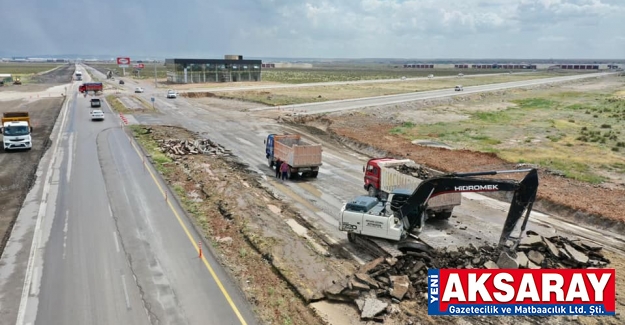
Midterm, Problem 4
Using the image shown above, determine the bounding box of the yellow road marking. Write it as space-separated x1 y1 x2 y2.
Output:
126 134 248 325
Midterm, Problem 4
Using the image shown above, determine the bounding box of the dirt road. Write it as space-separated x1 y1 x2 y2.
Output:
0 66 73 255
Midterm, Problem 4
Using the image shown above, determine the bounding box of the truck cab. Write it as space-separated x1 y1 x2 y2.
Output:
1 113 33 151
339 196 404 241
75 71 82 81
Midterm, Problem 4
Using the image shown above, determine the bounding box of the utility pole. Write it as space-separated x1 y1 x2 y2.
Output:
154 59 157 88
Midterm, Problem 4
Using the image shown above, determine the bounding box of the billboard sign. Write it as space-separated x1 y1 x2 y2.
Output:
117 57 131 68
133 63 145 69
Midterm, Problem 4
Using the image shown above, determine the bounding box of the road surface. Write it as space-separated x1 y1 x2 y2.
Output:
176 71 536 93
248 72 616 115
87 66 625 259
0 67 258 325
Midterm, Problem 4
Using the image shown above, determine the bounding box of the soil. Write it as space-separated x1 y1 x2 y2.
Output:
285 77 625 233
0 66 72 256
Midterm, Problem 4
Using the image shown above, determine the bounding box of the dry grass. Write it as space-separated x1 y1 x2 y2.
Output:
216 73 560 106
105 95 130 114
0 63 63 75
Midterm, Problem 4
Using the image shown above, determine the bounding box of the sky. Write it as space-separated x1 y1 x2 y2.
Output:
0 0 624 59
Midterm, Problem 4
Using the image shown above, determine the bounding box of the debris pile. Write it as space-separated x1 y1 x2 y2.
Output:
393 164 430 179
325 232 609 320
157 139 231 158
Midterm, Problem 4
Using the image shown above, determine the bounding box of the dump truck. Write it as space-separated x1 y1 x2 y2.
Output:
75 71 83 81
1 112 33 151
265 133 322 179
364 158 461 220
79 82 103 93
340 168 539 258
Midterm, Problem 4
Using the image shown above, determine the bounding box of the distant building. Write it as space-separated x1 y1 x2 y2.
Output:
164 55 262 83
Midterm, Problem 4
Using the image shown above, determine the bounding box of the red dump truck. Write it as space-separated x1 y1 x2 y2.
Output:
265 133 322 179
79 82 103 93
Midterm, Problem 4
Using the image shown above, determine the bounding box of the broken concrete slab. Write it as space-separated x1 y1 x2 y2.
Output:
497 251 519 269
527 250 544 266
543 237 560 257
515 251 529 268
360 257 385 273
484 261 499 269
565 244 589 264
521 235 544 247
361 298 388 319
390 275 411 300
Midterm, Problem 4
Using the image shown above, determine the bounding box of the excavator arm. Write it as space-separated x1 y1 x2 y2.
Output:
394 168 539 250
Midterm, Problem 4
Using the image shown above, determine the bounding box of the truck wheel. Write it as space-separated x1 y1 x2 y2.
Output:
433 211 453 220
268 157 273 168
311 171 319 178
367 186 378 198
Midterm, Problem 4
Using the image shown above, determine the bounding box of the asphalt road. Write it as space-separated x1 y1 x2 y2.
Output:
177 71 535 93
248 72 617 115
86 66 625 260
0 67 258 325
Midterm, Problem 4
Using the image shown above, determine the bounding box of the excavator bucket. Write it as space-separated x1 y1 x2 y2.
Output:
498 168 539 250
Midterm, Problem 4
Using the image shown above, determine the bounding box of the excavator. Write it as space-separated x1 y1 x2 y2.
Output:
339 168 539 258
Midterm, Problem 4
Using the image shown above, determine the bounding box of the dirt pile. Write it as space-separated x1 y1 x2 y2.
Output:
393 164 431 179
181 92 216 98
324 232 609 321
155 137 232 157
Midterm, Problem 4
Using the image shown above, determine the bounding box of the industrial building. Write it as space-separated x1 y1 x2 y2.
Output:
165 55 262 83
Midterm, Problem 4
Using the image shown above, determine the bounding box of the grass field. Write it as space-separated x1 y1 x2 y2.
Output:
0 63 63 75
392 85 625 184
212 73 562 106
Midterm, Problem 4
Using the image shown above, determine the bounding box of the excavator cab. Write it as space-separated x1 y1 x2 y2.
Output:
395 168 539 251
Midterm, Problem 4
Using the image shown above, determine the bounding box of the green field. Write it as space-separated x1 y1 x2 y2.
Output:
392 86 625 184
0 63 62 76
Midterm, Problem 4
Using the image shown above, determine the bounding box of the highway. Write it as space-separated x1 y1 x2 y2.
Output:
0 68 258 324
248 72 616 115
87 66 625 260
177 71 535 93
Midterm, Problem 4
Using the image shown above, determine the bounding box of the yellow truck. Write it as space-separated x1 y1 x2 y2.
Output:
1 112 33 151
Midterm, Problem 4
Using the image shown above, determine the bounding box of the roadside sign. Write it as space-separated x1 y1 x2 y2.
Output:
133 63 145 69
150 97 155 102
117 57 131 68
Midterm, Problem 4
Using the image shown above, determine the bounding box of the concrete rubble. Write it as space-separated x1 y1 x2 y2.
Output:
393 164 431 179
156 138 232 157
324 232 610 320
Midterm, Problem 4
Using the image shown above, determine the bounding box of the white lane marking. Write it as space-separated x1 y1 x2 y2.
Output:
121 274 131 310
66 133 74 183
62 211 69 260
113 232 120 253
108 204 113 217
29 267 39 296
15 81 73 325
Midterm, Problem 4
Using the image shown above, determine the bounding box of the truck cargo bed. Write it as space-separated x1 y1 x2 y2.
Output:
274 134 322 167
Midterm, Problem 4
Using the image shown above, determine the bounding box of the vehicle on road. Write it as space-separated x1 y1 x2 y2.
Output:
75 71 82 81
90 109 104 121
428 74 434 78
339 168 539 258
166 90 177 98
13 77 22 85
79 82 103 94
265 133 322 179
119 80 125 85
135 87 144 93
1 112 33 151
455 85 463 91
363 158 461 219
90 98 101 108
458 73 464 77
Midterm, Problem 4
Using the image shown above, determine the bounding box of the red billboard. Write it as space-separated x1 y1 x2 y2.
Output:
117 57 131 66
133 63 145 69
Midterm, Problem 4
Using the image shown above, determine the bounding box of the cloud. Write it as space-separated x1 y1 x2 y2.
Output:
0 0 623 58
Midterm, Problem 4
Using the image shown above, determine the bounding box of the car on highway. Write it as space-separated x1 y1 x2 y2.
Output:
90 98 101 108
119 80 125 85
455 85 463 91
135 87 144 93
166 90 177 99
428 74 434 78
90 109 104 121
